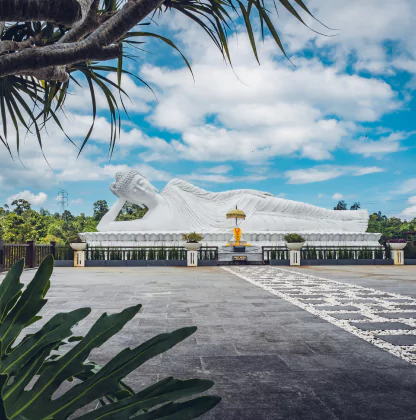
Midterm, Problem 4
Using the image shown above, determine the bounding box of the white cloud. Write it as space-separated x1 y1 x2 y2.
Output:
348 132 415 157
352 166 385 176
317 194 325 198
70 198 83 205
181 172 267 184
206 165 232 174
332 193 344 200
397 179 416 194
284 165 384 184
137 26 399 163
7 191 48 206
397 196 416 219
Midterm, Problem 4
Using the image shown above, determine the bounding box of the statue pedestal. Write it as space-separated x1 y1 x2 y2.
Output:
80 231 382 248
187 251 198 267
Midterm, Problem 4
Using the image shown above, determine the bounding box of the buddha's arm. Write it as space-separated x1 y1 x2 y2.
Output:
97 198 126 231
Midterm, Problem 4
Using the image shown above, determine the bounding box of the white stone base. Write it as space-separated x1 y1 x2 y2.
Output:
187 251 198 266
289 250 301 266
80 231 382 248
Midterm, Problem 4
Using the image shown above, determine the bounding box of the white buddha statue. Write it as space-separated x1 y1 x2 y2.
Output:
97 169 369 233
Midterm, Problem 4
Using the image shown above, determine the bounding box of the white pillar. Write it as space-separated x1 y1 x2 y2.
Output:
187 250 198 267
392 250 404 265
74 251 86 267
290 250 300 266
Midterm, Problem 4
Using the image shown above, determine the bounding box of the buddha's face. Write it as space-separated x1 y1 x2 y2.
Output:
110 170 158 207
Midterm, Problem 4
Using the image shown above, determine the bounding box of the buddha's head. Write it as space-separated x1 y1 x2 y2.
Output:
110 170 159 207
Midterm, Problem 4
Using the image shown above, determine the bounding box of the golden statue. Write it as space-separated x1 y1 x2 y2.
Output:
226 206 250 247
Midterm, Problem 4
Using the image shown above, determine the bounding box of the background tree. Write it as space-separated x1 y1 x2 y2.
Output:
93 199 109 221
350 202 361 210
334 200 348 211
0 0 331 154
11 199 31 215
116 202 148 221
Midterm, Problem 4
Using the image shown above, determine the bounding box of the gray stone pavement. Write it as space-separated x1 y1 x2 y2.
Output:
13 266 416 419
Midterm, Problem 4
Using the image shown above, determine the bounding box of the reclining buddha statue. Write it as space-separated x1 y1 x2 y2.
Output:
97 169 369 233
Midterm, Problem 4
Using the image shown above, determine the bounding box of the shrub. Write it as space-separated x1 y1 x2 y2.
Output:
283 233 305 243
387 239 407 243
182 232 204 243
0 257 220 419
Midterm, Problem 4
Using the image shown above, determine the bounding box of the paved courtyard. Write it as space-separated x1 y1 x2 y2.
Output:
15 265 416 419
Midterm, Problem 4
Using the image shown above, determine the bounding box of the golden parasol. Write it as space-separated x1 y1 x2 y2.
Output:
226 206 246 246
226 206 246 224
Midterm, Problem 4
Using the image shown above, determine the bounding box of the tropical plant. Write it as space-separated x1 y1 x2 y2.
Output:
182 232 203 243
283 233 305 243
0 1 330 155
0 256 220 419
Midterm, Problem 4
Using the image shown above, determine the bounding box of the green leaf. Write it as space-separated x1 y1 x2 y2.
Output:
42 326 197 418
131 396 221 419
2 308 90 376
10 304 142 418
0 259 24 322
0 256 53 355
77 378 215 419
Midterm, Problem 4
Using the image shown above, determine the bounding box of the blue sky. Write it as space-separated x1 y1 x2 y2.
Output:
1 0 416 219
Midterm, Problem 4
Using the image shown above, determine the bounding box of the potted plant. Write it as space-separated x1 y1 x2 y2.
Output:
182 232 203 251
387 238 407 250
69 235 87 251
284 233 305 251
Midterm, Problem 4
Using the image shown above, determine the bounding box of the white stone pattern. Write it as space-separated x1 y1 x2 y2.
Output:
223 266 416 365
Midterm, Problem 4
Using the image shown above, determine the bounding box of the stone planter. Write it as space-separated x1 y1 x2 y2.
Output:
233 246 246 252
184 242 202 251
388 243 407 250
285 242 304 251
70 242 87 251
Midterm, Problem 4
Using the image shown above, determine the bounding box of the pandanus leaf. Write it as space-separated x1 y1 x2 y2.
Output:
0 257 220 419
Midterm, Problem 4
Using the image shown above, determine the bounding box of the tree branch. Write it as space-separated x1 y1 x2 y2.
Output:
0 0 163 79
19 66 69 82
59 0 100 44
0 38 35 55
0 43 121 79
88 0 165 47
0 0 93 26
